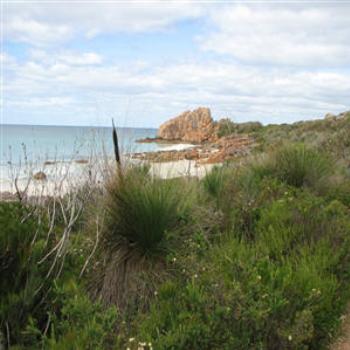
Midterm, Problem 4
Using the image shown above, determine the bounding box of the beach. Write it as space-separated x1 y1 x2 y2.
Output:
0 143 217 199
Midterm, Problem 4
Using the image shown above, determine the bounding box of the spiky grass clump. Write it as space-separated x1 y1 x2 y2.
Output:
252 144 333 190
104 168 180 254
99 166 183 308
202 166 226 198
274 144 332 188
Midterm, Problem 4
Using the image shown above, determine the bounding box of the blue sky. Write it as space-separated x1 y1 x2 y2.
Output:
2 0 350 127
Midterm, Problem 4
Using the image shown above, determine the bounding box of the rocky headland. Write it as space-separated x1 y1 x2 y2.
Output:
134 107 255 164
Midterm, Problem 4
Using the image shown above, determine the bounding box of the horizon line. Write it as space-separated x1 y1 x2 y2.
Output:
0 123 158 130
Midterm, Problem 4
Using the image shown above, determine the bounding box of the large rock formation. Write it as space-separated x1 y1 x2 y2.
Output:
158 107 214 143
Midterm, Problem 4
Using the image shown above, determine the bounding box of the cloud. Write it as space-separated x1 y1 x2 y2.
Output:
9 96 76 108
2 2 349 126
5 17 72 46
4 51 350 126
29 50 103 65
4 1 205 46
201 4 350 66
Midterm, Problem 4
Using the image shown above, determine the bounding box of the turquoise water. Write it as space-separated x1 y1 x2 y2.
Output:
0 124 163 185
1 124 158 167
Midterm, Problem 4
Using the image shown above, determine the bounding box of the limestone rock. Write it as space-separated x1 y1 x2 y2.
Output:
158 107 214 143
33 171 47 181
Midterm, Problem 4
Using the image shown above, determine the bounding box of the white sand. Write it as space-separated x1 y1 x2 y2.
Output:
0 159 220 198
156 144 197 152
150 159 217 179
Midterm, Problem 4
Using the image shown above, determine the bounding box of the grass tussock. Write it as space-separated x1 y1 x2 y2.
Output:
104 168 181 254
96 167 186 309
251 143 333 191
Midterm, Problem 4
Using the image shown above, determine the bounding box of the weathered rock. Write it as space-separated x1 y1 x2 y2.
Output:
75 159 89 164
158 107 214 143
33 171 47 181
44 160 56 166
198 136 254 164
131 135 255 165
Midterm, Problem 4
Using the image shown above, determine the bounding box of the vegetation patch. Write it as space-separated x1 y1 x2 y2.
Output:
2 114 350 349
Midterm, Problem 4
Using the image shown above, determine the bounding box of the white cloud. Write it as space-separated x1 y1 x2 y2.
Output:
5 17 72 46
2 2 350 126
201 4 350 66
4 1 205 46
4 51 350 126
29 50 103 65
9 96 76 108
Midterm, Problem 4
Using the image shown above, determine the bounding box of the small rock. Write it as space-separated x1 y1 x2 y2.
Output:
33 171 47 181
44 160 56 165
75 159 89 164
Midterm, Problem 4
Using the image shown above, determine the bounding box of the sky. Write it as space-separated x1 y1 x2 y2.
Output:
1 0 350 128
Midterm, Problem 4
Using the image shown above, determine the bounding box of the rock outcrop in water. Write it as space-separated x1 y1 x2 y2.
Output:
157 107 214 144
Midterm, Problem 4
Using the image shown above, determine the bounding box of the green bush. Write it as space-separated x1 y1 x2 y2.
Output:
217 119 262 137
0 202 99 348
104 167 182 255
0 202 48 345
251 144 333 191
127 191 350 350
97 166 186 309
202 166 225 198
31 281 118 350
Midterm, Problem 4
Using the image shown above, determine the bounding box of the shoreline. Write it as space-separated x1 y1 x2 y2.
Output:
0 148 219 199
0 135 254 198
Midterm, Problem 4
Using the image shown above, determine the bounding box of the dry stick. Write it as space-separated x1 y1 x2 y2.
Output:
14 177 23 202
46 198 57 245
5 322 10 349
80 213 104 278
43 313 51 338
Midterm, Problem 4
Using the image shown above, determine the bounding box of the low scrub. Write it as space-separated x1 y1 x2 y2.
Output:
3 134 350 349
217 118 263 138
251 144 333 191
0 202 46 345
97 167 186 309
128 191 350 349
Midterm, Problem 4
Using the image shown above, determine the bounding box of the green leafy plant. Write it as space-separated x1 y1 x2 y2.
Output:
104 167 181 254
0 202 48 345
97 166 184 309
251 144 333 191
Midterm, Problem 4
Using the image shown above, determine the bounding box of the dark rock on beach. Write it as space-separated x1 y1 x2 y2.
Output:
33 171 47 181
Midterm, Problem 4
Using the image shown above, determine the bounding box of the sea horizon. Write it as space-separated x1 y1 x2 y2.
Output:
0 123 157 130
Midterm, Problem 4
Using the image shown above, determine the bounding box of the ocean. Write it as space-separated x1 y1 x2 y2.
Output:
0 124 163 192
0 124 209 195
1 124 159 166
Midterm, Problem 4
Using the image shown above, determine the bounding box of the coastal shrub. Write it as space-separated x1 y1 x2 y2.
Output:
326 179 350 208
0 202 97 348
217 119 262 137
97 166 185 309
129 192 350 350
104 167 182 254
202 166 225 198
216 168 294 239
251 144 333 191
0 202 48 345
32 281 118 350
202 165 235 203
